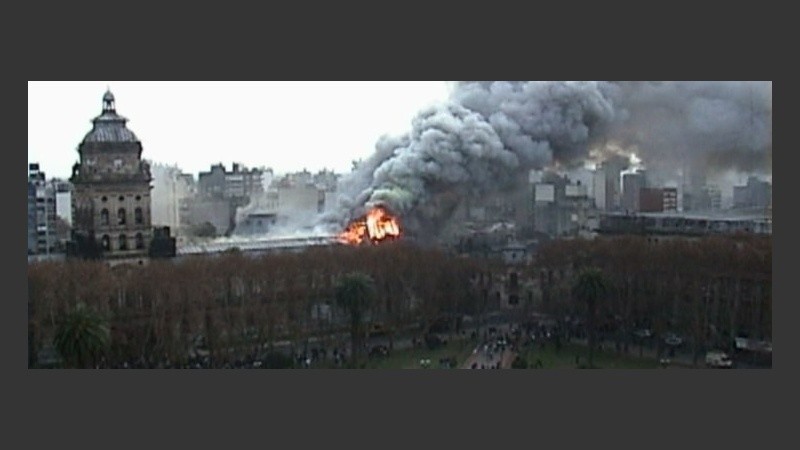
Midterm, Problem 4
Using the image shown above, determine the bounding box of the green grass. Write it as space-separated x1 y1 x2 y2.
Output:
364 340 475 369
516 342 660 369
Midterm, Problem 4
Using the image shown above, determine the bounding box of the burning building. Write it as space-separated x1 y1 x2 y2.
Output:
338 206 401 245
317 82 769 247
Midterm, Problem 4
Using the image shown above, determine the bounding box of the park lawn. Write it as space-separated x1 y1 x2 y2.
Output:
518 342 660 369
365 340 476 369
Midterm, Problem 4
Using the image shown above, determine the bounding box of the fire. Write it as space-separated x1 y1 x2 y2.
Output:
338 207 401 245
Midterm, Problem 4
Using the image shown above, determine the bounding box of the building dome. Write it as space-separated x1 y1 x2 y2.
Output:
81 90 140 144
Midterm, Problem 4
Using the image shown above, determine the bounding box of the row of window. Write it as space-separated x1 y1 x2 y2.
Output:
100 207 144 226
100 233 145 251
101 195 142 202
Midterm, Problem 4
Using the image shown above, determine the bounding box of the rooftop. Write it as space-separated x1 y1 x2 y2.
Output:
81 90 140 144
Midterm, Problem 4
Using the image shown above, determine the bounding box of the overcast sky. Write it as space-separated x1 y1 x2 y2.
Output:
28 81 454 179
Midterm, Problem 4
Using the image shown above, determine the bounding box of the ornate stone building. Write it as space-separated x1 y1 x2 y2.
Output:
69 90 154 261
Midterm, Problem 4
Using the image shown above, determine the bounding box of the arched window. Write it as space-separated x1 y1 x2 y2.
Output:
101 208 109 226
135 233 144 249
118 208 126 225
119 234 128 251
101 235 110 251
135 207 143 225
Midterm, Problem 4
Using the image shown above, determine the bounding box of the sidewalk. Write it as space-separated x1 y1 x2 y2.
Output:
460 343 518 369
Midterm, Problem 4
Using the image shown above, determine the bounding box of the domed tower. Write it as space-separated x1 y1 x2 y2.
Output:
70 89 153 261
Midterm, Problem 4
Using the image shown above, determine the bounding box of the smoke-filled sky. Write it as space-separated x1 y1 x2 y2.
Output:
30 81 771 237
325 81 772 231
28 81 453 179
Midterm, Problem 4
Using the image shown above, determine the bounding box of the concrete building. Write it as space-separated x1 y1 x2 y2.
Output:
640 187 678 213
532 172 593 238
27 177 36 254
68 90 169 261
622 171 646 212
236 212 278 235
261 168 274 191
198 162 264 204
663 188 678 212
181 197 234 237
151 164 195 231
53 180 72 226
313 169 339 191
684 184 722 212
192 163 266 236
593 159 624 211
27 164 58 255
733 176 772 210
599 211 772 237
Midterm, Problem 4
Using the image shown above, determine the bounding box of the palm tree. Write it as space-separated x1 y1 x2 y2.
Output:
335 272 376 367
53 303 110 368
572 267 609 368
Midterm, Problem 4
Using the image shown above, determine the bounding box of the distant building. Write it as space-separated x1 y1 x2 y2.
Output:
532 172 593 238
599 211 771 237
313 169 339 191
27 176 36 254
232 170 340 232
593 160 624 211
190 163 268 237
237 212 278 235
663 188 678 212
53 179 73 225
27 164 58 255
640 187 677 213
622 171 646 212
640 188 662 212
198 162 264 205
733 176 772 210
151 164 195 231
684 184 722 212
279 184 323 213
181 197 234 237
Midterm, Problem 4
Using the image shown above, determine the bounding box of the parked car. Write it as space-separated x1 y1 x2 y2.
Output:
706 350 734 368
633 328 652 339
663 332 683 347
369 345 389 358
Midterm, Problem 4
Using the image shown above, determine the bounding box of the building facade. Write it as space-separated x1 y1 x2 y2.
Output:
198 162 264 204
640 187 678 213
733 176 772 210
622 171 646 212
27 163 58 255
531 172 593 238
593 159 624 212
151 163 195 231
53 179 73 225
69 91 154 260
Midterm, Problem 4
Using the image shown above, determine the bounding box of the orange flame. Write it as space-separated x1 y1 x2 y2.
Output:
338 207 401 245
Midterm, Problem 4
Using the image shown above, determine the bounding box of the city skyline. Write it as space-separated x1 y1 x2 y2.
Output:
28 81 454 179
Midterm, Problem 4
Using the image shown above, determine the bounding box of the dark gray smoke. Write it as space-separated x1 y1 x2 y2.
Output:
608 81 772 176
321 81 771 236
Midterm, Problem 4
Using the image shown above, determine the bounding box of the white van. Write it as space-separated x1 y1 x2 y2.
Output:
705 350 733 368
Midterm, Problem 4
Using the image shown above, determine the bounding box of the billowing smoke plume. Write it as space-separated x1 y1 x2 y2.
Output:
322 81 771 237
608 81 772 176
